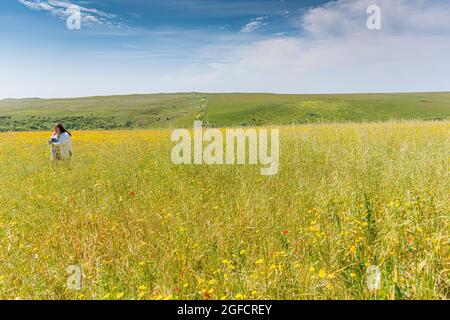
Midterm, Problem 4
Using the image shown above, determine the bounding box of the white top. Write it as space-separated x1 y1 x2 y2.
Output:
51 132 73 159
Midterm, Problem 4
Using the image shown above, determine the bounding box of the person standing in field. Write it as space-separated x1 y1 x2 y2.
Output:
48 123 73 161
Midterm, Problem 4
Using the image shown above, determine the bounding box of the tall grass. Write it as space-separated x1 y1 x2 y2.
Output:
0 121 448 300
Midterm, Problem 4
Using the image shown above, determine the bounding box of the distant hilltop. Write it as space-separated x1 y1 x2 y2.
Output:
0 92 449 131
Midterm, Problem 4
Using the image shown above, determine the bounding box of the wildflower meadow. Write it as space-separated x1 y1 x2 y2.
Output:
0 121 448 300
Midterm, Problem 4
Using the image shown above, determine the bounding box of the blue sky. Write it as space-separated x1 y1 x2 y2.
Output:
1 0 450 98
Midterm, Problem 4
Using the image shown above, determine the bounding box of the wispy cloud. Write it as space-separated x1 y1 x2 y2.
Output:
18 0 126 28
161 0 450 94
299 0 450 37
240 16 268 33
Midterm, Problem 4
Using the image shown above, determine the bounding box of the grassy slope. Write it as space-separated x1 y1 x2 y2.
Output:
0 92 449 131
203 92 450 126
0 93 201 131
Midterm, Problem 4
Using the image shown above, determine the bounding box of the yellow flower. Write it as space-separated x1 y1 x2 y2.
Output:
319 269 327 279
255 258 264 265
116 292 125 299
350 272 357 278
139 285 147 291
309 266 316 273
239 249 247 255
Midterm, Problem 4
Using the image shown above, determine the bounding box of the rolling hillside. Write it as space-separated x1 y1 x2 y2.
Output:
0 92 449 131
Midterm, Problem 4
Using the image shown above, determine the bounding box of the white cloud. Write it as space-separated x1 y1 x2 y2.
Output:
240 16 268 33
18 0 124 28
300 0 450 37
161 0 450 93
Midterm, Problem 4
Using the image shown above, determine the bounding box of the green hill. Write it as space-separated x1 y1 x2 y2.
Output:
0 92 449 131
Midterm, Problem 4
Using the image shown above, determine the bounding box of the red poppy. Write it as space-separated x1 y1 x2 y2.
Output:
204 292 211 300
282 229 289 235
130 191 136 197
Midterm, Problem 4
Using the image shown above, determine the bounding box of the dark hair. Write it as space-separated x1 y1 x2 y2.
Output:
54 123 72 136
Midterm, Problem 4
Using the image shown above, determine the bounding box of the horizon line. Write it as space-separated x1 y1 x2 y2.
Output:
2 90 450 101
